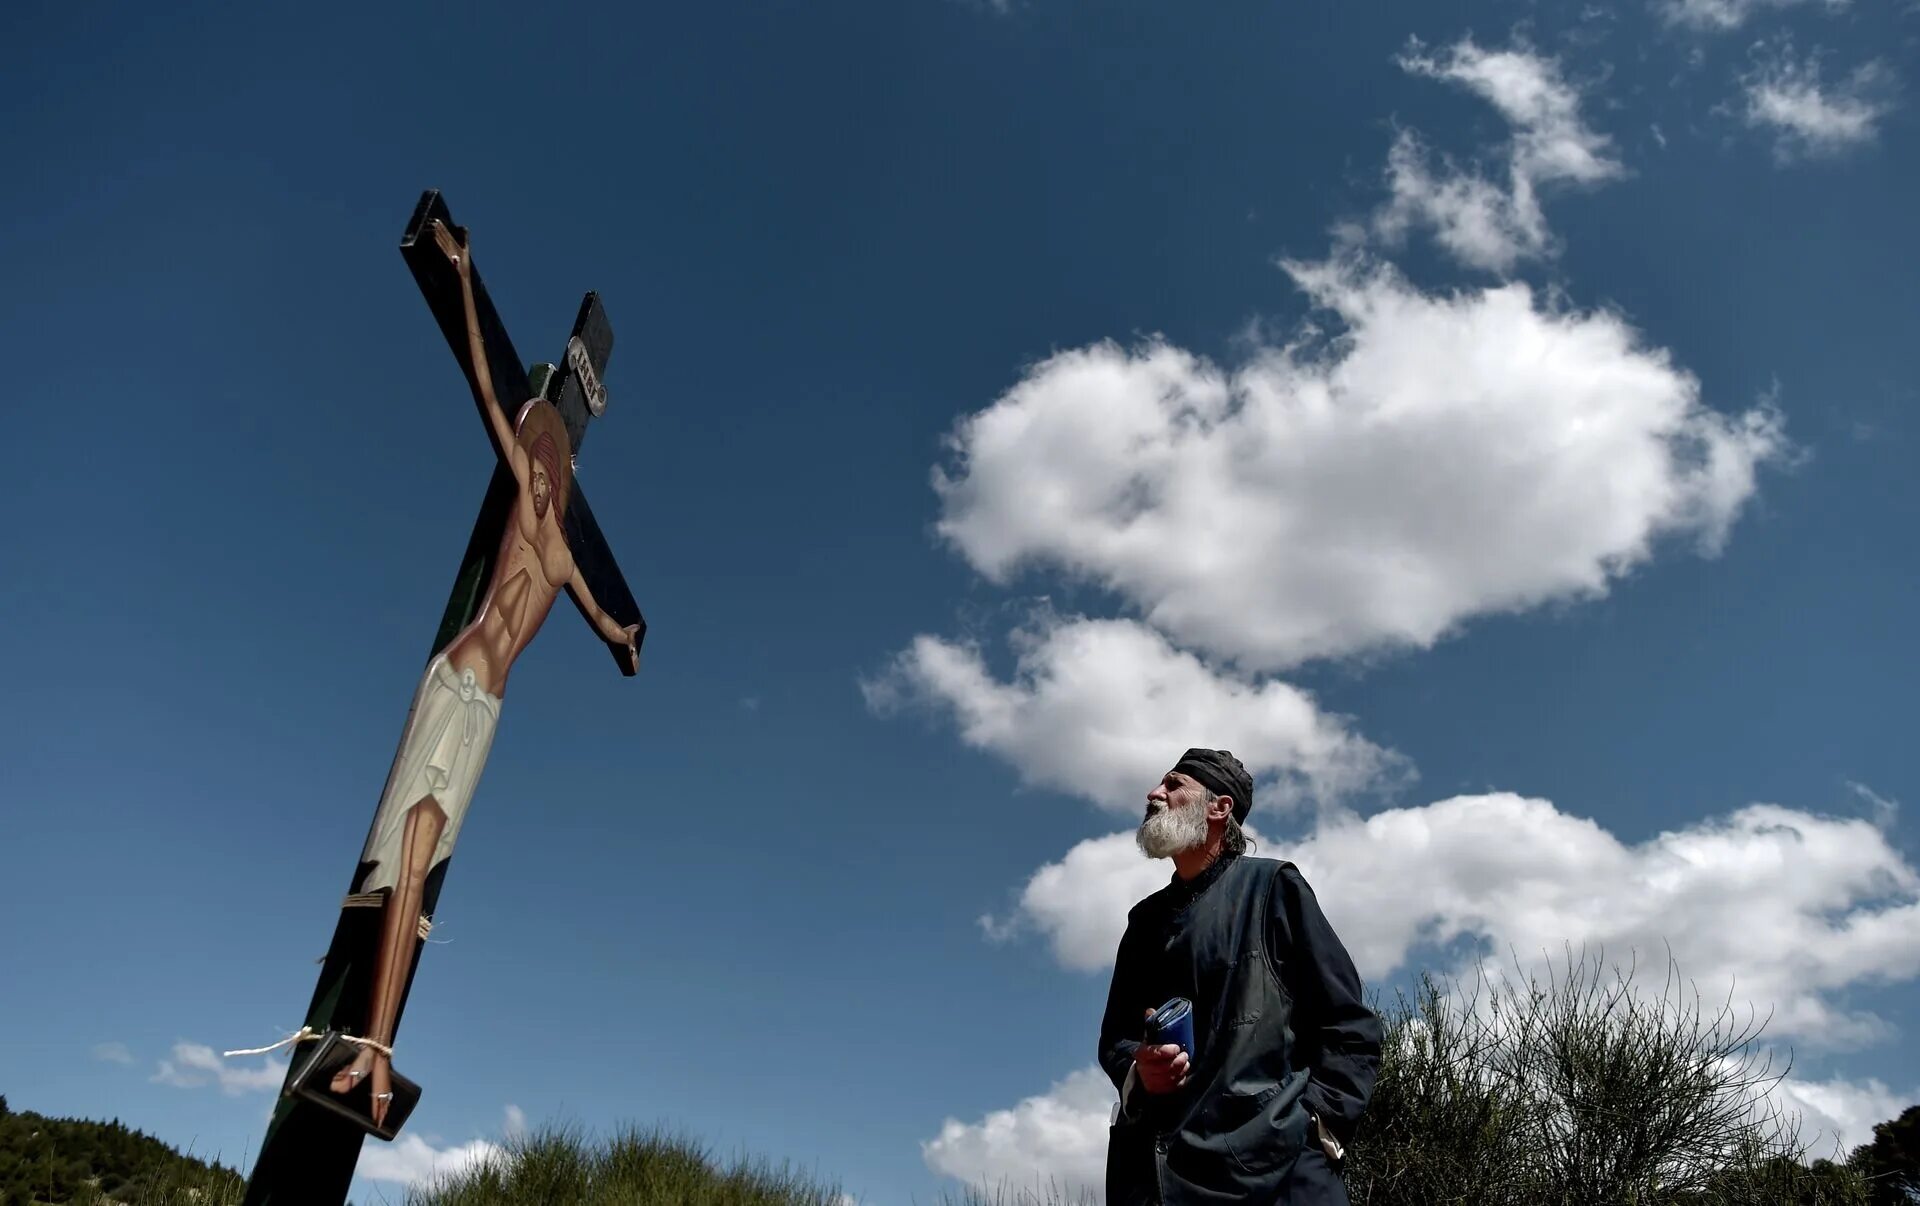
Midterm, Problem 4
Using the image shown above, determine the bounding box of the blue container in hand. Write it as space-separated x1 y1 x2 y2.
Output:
1146 997 1194 1058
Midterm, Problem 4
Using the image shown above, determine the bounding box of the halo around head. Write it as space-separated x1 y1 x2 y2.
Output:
514 399 574 518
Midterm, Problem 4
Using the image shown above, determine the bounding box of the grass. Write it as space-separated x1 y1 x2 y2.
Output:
400 1124 848 1206
399 1126 1100 1206
32 1121 1090 1206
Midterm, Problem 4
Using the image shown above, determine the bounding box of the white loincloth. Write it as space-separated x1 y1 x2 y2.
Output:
346 651 503 901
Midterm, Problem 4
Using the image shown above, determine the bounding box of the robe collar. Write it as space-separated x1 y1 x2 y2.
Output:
1163 846 1240 910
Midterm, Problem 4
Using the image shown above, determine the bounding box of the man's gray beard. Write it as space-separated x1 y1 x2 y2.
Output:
1137 801 1209 859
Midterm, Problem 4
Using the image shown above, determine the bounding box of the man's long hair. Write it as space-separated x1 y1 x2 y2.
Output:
1205 789 1255 857
1223 813 1255 857
1190 787 1251 860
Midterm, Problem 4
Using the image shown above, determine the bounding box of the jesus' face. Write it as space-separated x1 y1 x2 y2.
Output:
531 460 552 518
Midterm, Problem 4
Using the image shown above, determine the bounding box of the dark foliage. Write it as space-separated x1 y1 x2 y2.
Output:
1850 1105 1920 1206
0 1097 243 1205
1342 950 1894 1206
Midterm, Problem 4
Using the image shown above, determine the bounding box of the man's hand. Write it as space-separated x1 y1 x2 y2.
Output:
1135 1041 1188 1093
1134 1007 1189 1093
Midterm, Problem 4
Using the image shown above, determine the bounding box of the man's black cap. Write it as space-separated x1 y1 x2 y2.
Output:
1172 748 1253 824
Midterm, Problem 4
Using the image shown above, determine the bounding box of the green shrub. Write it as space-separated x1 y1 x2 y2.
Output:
1343 949 1879 1206
409 1124 847 1206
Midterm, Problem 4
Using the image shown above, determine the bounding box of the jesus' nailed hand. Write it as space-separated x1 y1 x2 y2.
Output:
324 219 639 1129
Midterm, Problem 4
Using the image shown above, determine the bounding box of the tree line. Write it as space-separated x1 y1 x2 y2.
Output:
0 1095 243 1206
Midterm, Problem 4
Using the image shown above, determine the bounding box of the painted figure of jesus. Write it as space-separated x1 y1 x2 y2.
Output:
328 219 640 1124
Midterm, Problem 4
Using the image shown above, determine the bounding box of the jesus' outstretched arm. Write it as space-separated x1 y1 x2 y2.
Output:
570 563 641 674
429 219 530 480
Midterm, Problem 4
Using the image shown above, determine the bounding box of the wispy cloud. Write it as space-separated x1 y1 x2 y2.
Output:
151 1042 284 1095
1847 780 1900 829
92 1041 134 1065
1371 37 1623 272
1657 0 1848 31
1740 42 1896 161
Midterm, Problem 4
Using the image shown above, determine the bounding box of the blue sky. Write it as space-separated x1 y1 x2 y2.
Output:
2 0 1916 1201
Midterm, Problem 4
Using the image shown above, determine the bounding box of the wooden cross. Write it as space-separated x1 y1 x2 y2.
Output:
240 191 647 1204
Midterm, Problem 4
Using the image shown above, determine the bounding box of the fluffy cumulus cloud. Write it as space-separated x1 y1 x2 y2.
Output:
1773 1073 1914 1158
1658 0 1848 31
1741 43 1896 161
1373 38 1622 271
864 615 1401 812
981 820 1281 968
932 258 1785 672
980 826 1175 967
151 1042 286 1095
358 1134 506 1187
358 1105 520 1186
998 795 1920 1045
922 1066 1114 1201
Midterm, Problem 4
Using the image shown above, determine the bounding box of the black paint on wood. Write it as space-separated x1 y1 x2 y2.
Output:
558 291 614 453
567 487 647 672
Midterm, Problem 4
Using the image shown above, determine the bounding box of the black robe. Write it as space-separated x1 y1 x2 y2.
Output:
1100 852 1381 1205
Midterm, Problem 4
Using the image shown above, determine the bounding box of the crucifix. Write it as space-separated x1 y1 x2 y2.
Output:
239 191 647 1205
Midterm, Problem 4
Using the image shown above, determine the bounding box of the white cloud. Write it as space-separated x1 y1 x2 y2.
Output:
358 1133 506 1187
1374 38 1622 271
931 257 1785 672
1375 132 1552 273
1399 38 1623 188
1658 0 1848 31
92 1041 134 1065
922 1066 1113 1201
151 1042 286 1095
865 615 1402 813
1847 780 1900 830
995 795 1920 1047
1773 1071 1915 1158
358 1104 521 1186
1741 44 1895 160
986 828 1169 969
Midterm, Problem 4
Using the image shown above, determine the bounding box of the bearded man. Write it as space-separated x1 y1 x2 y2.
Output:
1101 749 1382 1206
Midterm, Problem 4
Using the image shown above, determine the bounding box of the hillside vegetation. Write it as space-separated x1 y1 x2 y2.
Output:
0 1095 243 1205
